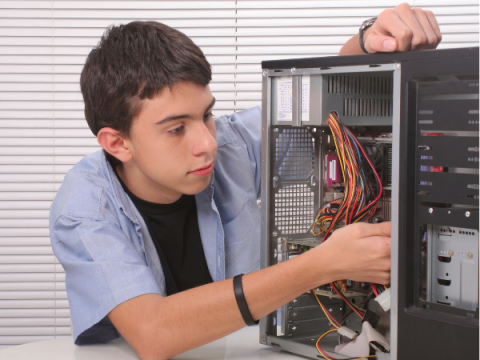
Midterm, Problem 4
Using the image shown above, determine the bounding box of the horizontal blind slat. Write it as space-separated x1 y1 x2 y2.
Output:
0 282 64 290
0 290 67 301
0 238 52 246
0 318 70 327
0 245 53 253
0 229 51 237
0 264 64 272
0 255 57 264
0 291 67 300
0 308 69 318
0 299 69 309
0 273 64 282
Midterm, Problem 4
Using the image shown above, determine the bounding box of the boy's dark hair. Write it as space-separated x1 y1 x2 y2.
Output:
80 21 212 164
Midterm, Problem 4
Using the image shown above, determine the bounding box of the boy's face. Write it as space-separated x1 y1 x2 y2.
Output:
119 81 217 204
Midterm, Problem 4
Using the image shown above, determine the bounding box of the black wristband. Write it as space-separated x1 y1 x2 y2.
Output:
233 274 259 326
359 17 377 54
359 28 369 54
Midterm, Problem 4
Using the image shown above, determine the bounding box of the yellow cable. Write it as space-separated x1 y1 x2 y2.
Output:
311 290 339 329
331 129 346 181
350 301 367 313
314 113 381 360
315 328 378 360
315 328 337 359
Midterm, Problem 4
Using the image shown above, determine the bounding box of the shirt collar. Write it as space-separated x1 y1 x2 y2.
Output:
101 152 142 225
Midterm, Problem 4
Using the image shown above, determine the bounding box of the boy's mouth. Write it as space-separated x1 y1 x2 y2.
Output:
189 162 214 177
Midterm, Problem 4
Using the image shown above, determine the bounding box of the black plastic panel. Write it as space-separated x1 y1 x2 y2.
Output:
398 53 479 360
416 173 478 205
417 136 478 168
418 99 479 131
416 206 479 229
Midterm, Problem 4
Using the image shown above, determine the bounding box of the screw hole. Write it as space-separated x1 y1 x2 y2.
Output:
446 273 449 276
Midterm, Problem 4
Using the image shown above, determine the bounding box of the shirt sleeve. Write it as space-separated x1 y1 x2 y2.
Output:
225 105 262 199
51 214 161 344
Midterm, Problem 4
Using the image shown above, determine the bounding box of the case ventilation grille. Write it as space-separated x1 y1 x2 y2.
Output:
275 128 314 180
343 98 393 117
328 75 392 95
274 184 314 234
274 128 315 234
327 75 393 117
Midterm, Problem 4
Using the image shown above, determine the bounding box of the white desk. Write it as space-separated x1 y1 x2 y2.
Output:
0 327 303 360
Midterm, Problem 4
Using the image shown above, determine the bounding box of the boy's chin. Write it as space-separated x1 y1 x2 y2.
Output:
182 175 212 195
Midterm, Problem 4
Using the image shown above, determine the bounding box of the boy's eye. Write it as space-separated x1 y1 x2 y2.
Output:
168 125 184 136
204 112 214 121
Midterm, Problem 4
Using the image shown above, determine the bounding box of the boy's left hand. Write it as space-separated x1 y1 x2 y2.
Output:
363 2 442 53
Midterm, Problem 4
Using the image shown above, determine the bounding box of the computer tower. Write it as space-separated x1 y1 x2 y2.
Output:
259 47 479 360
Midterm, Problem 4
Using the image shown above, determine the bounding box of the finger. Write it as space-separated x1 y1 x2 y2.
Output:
393 3 428 51
425 10 442 46
342 221 392 239
373 272 391 285
368 234 392 249
365 33 398 53
364 222 391 238
368 9 411 52
349 269 390 284
412 8 439 49
366 235 392 258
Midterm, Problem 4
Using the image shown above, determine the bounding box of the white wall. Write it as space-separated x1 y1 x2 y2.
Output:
0 0 478 347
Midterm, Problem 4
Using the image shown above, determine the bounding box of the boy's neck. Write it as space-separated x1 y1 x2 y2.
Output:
116 162 183 205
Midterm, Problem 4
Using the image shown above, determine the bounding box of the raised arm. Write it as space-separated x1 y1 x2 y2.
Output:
340 3 442 55
108 222 391 360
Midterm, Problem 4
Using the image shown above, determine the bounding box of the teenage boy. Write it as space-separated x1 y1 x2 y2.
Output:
50 3 441 360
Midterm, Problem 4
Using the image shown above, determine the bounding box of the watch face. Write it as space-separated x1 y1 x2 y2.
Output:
361 17 377 30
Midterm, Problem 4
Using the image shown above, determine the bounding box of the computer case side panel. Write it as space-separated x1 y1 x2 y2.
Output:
397 53 479 360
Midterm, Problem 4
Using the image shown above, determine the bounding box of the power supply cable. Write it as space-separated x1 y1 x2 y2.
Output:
311 112 388 359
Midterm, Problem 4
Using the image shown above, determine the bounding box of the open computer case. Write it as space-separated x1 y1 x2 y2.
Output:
259 47 479 360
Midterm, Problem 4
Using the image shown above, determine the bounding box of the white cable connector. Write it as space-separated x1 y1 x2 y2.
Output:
374 288 391 312
337 326 358 340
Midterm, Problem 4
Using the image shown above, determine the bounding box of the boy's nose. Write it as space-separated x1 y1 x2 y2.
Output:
192 123 217 156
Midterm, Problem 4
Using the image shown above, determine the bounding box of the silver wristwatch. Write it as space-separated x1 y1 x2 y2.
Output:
359 17 377 54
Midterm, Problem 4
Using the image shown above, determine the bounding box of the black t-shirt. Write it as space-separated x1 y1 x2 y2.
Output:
112 167 213 295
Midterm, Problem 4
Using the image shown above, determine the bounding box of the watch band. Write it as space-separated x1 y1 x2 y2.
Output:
233 274 259 326
359 17 377 54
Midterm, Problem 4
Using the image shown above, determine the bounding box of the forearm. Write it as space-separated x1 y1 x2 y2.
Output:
110 222 391 360
110 248 334 360
339 33 364 56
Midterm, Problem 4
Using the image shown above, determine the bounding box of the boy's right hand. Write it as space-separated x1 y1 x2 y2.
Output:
314 222 391 285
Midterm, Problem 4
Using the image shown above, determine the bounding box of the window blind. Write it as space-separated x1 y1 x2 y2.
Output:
235 0 479 110
0 0 477 348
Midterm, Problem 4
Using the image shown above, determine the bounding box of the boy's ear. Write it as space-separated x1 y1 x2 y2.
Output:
97 128 132 163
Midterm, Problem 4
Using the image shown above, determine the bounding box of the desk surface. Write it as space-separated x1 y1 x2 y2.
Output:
0 327 303 360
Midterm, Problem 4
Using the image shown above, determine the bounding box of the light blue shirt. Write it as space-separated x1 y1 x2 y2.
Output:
49 106 262 344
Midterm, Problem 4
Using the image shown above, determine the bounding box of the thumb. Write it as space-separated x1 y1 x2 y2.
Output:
366 34 398 53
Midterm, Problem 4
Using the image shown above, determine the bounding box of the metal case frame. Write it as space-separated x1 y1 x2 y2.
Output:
259 47 479 360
